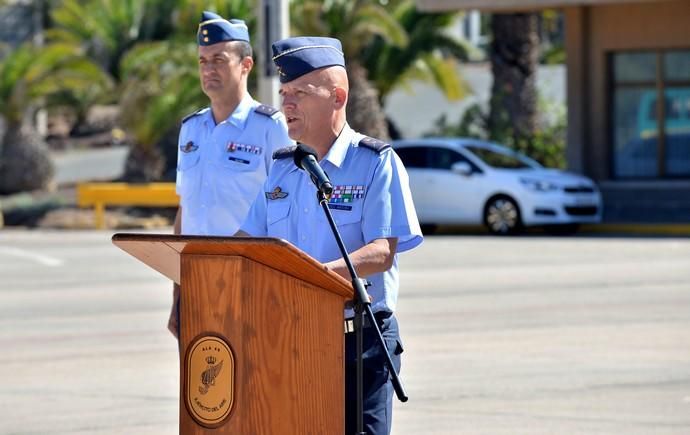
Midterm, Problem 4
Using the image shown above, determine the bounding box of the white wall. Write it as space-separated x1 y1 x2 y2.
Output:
384 63 566 138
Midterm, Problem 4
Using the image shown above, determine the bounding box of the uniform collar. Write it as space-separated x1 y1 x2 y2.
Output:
323 123 354 169
204 93 254 129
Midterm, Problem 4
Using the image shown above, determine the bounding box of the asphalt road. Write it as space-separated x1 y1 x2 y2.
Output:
52 145 128 186
0 230 689 435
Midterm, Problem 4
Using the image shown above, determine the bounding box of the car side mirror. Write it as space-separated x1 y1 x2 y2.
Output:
451 161 473 176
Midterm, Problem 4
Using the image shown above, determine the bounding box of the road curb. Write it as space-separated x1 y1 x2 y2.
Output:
427 223 690 236
580 223 690 236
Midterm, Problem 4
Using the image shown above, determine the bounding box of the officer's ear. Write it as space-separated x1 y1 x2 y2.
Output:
241 56 254 74
333 86 347 109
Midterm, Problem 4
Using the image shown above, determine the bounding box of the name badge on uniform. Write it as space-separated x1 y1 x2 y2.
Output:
180 141 198 153
266 186 288 200
227 142 263 155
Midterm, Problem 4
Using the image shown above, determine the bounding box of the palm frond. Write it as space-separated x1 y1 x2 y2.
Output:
349 4 407 48
418 54 468 101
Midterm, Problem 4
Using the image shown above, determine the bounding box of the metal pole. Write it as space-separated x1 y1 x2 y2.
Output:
256 0 289 108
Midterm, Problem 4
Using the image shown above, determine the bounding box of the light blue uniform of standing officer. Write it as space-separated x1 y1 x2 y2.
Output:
175 11 292 236
168 11 292 338
177 99 291 236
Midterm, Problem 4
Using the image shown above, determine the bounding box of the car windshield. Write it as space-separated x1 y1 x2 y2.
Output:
465 145 541 169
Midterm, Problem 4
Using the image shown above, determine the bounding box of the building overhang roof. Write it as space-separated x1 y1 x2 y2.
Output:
417 0 671 12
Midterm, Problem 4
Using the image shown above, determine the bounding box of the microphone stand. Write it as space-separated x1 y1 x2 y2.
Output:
316 190 408 435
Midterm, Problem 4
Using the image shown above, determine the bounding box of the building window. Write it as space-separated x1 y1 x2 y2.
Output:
611 50 690 178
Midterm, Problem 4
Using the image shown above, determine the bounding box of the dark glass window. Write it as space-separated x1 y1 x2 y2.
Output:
611 50 690 178
395 147 428 168
466 146 534 169
613 52 657 82
427 147 468 170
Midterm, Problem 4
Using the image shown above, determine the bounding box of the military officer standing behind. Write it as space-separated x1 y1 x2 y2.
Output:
237 37 423 435
168 11 292 337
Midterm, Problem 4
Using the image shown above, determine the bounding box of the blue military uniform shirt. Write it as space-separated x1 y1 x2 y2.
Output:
241 124 423 315
176 94 292 236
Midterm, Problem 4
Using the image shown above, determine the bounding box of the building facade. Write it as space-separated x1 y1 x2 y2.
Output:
0 0 43 53
418 0 690 223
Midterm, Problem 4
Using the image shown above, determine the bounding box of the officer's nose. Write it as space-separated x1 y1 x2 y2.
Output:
200 63 217 75
281 96 296 110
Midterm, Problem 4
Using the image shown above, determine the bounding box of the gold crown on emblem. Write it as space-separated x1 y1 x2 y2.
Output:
206 356 216 364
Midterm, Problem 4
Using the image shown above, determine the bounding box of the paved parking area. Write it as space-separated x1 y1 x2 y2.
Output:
1 230 689 434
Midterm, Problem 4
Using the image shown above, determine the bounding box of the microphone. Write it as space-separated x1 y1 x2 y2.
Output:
293 144 333 196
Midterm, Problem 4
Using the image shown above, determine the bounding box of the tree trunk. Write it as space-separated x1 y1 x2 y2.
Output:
346 61 391 141
0 123 55 195
121 142 165 183
488 13 540 144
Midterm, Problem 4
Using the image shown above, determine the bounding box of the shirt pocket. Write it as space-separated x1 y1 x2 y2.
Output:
178 150 200 171
330 205 364 245
177 151 201 198
267 201 291 238
330 201 363 226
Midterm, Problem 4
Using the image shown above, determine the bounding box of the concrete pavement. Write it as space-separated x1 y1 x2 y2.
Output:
1 230 689 434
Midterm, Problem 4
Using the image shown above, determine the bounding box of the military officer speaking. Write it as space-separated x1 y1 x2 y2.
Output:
168 11 292 337
237 36 423 435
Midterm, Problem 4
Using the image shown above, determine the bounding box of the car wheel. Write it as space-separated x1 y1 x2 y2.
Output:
484 196 522 235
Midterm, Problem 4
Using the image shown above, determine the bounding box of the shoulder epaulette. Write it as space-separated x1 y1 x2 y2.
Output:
181 108 207 124
273 145 297 160
254 104 280 118
358 136 391 153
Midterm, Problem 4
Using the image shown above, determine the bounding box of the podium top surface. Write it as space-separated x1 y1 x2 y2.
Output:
112 233 353 298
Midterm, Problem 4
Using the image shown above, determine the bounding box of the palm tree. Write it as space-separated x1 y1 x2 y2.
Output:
0 42 111 194
117 40 205 181
362 0 470 105
488 13 539 148
291 0 408 140
47 0 161 81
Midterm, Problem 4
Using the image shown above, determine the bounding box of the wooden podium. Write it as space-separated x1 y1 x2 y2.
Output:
112 234 353 435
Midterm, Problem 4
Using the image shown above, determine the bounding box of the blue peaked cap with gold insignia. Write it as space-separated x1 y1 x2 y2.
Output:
197 11 249 46
271 36 345 83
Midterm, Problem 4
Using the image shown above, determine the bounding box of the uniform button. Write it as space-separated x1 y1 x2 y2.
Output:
301 235 306 241
304 208 309 213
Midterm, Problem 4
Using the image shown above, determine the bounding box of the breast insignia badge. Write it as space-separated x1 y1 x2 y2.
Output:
185 335 235 428
265 186 288 200
181 141 198 153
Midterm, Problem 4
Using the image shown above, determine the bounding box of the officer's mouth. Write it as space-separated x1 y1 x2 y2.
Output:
286 116 299 124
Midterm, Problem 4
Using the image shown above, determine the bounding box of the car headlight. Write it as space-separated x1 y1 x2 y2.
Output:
520 178 559 192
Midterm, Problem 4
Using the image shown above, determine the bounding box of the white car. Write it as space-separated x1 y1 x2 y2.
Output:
393 138 603 235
